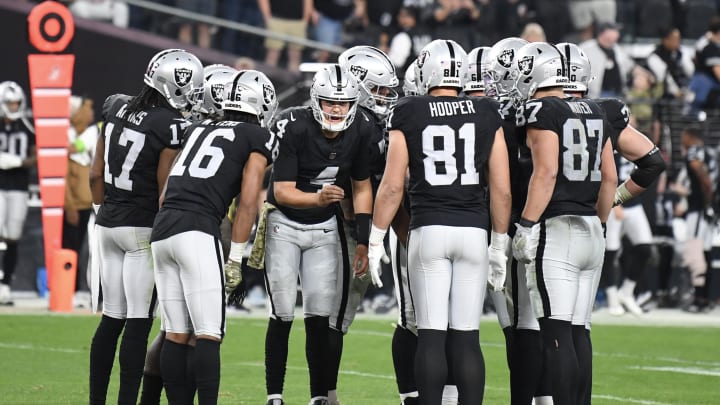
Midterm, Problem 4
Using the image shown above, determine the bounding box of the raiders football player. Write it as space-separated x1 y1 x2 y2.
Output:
511 42 615 405
369 39 511 405
88 48 203 405
262 65 373 405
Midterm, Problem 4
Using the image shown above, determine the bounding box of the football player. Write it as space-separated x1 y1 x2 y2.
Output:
0 81 36 306
263 65 373 405
482 37 557 405
327 45 398 405
560 41 666 404
369 39 511 405
150 69 277 405
511 42 616 405
138 63 241 405
88 49 203 405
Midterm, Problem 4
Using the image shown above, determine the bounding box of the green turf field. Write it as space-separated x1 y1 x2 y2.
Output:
0 314 718 404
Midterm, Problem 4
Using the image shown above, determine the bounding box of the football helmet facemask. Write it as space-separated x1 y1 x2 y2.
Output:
143 49 204 111
339 45 399 119
464 46 491 93
0 81 26 121
556 42 593 94
513 42 569 102
310 64 360 132
222 70 278 128
414 39 467 95
482 37 528 99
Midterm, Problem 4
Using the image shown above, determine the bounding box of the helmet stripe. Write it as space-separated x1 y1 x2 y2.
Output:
334 64 343 92
476 48 484 77
563 44 571 78
446 41 456 77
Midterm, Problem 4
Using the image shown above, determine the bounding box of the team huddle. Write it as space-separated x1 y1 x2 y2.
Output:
85 37 666 405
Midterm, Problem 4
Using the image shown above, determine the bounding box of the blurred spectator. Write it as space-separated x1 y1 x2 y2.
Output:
177 0 217 48
495 0 532 40
313 0 360 62
689 16 720 111
64 96 96 299
580 22 636 98
354 0 404 51
128 0 175 36
647 27 694 100
387 6 432 71
69 0 129 28
258 0 312 71
430 0 482 50
520 22 546 42
234 56 257 71
568 0 617 41
221 0 264 60
533 0 571 43
625 68 662 135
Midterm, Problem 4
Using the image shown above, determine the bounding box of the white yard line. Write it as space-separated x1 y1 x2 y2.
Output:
0 342 84 354
630 365 720 377
592 394 675 405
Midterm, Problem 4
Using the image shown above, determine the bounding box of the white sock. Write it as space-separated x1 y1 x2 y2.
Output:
400 391 419 401
441 385 458 404
533 395 554 405
328 390 338 402
267 394 283 402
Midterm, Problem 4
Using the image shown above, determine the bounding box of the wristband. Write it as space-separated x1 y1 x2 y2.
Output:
518 217 537 228
228 241 247 263
369 224 387 245
355 213 371 246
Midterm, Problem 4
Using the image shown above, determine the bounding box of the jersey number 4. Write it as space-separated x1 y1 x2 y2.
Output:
422 124 479 186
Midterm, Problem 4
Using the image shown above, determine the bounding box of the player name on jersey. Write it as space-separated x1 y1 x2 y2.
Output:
428 99 476 117
566 100 594 115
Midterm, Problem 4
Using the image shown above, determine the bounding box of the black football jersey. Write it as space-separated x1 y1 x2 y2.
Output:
151 119 274 241
595 98 630 150
685 144 718 212
519 96 610 219
96 94 187 228
266 106 371 224
388 95 502 230
359 107 388 192
0 117 35 191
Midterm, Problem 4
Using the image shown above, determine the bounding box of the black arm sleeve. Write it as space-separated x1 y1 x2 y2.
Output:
630 146 666 188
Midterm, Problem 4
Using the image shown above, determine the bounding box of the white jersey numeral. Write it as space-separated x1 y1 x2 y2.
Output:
422 123 479 186
0 132 29 159
562 118 603 182
170 127 235 179
103 122 146 191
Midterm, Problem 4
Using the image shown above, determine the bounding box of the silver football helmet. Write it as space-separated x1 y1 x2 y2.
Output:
513 42 569 102
0 81 26 121
464 46 491 93
310 64 360 132
414 39 467 95
556 42 593 94
482 37 528 98
338 45 399 119
403 60 419 96
201 64 237 119
143 48 204 111
222 70 278 128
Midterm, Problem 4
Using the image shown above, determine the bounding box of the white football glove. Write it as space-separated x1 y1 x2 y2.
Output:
367 225 388 288
487 231 510 292
512 220 541 264
0 153 22 170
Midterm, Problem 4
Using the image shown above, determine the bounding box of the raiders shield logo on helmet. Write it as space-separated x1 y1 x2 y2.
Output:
210 83 225 102
174 68 193 87
498 49 514 68
263 83 275 104
417 50 429 68
349 65 368 81
518 56 534 76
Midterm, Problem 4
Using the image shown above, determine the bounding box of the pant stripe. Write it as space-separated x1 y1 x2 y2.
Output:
535 221 552 318
213 237 226 338
333 214 351 331
510 257 519 327
395 237 407 328
147 287 157 319
264 270 278 319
